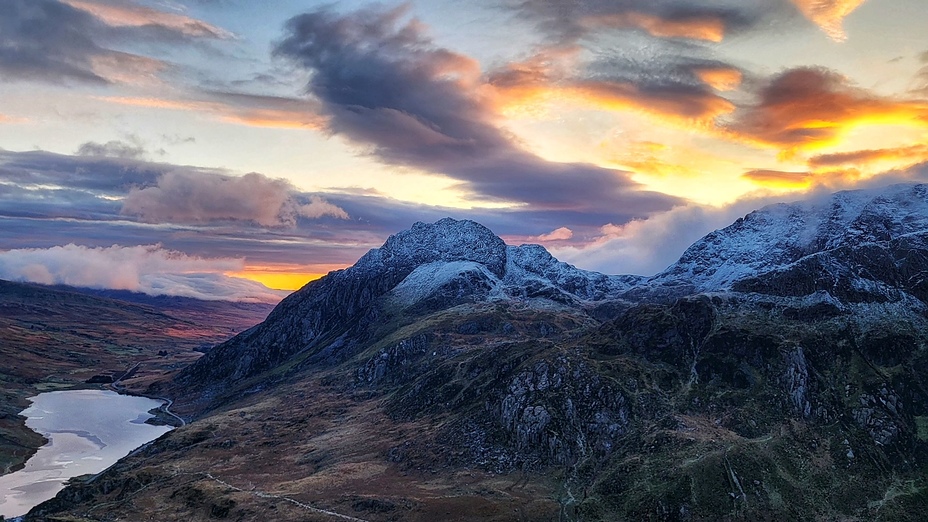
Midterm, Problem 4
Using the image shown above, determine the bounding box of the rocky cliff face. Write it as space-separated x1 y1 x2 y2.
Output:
35 185 928 522
176 217 637 402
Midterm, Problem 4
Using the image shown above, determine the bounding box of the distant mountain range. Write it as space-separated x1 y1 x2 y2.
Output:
27 184 928 521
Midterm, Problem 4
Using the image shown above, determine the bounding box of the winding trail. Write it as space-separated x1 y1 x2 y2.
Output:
200 472 370 522
150 396 186 427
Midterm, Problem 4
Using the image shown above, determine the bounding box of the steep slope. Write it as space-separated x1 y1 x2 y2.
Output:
30 186 928 522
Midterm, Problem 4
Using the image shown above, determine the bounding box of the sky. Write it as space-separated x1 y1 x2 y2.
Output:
1 0 928 302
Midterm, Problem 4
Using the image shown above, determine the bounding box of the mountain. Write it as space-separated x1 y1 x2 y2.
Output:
27 185 928 521
646 183 928 304
174 218 641 404
0 280 274 476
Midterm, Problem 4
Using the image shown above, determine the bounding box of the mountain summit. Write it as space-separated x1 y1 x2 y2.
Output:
36 184 928 522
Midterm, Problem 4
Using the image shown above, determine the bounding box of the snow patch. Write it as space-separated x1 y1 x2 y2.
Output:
389 261 502 306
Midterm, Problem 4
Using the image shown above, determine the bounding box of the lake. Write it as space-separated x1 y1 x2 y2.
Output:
0 390 173 518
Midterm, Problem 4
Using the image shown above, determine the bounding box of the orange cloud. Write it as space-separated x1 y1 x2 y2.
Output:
581 12 726 42
790 0 867 41
503 226 575 245
62 0 232 39
0 114 27 124
101 95 327 130
573 80 735 122
600 141 697 178
809 144 928 168
485 46 581 112
534 227 574 242
728 67 928 156
90 52 166 85
694 66 743 91
742 168 860 189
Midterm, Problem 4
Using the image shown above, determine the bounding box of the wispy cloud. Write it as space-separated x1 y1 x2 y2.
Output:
101 94 327 130
579 11 727 42
76 137 147 160
0 114 28 124
510 0 763 44
789 0 868 41
741 168 861 190
809 144 928 168
60 0 232 39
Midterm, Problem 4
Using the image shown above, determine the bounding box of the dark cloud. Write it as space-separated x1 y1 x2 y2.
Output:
0 0 111 84
483 1 762 125
274 5 680 218
0 0 229 85
76 137 147 159
0 148 200 193
122 170 348 227
510 0 766 44
0 146 673 277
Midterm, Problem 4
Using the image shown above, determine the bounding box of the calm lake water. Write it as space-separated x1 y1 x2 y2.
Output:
0 390 172 518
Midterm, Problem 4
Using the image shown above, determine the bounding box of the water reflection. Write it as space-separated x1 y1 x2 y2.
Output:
0 390 172 518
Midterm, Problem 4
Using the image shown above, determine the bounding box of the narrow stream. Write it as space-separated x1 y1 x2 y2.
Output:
0 390 172 518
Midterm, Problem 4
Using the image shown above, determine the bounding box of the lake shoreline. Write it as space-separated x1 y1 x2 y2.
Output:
0 390 173 519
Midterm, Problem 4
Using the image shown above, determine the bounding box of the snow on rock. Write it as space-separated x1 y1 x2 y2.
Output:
371 219 643 308
389 260 502 306
649 184 928 295
356 218 508 277
504 244 642 301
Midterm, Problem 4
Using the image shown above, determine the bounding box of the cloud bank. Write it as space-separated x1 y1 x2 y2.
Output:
0 244 287 302
121 170 348 227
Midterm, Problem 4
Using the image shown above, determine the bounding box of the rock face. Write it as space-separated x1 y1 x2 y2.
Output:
40 185 928 522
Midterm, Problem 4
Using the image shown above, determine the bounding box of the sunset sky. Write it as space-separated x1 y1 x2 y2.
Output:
2 0 928 301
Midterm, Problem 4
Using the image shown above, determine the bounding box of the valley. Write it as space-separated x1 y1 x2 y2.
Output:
0 281 274 477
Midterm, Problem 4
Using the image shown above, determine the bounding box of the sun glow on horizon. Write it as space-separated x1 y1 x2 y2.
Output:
228 266 343 291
